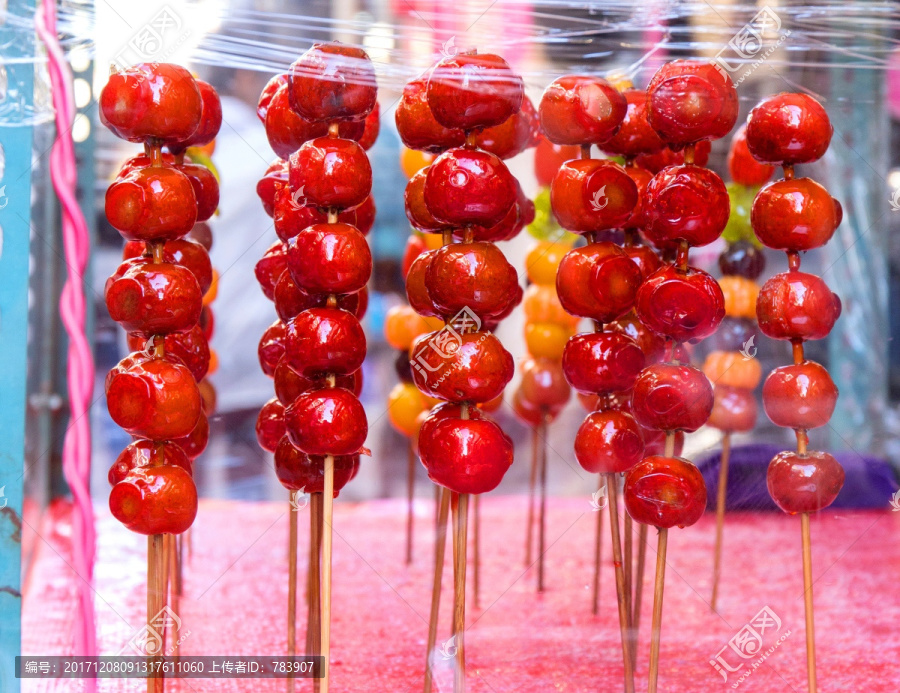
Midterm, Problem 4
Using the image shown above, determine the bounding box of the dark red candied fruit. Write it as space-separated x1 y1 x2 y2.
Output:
254 240 288 301
624 243 662 281
643 164 730 248
284 308 366 378
534 138 580 188
519 357 571 409
127 324 210 382
287 222 371 295
287 42 377 122
575 410 644 474
289 137 372 210
426 52 524 131
273 436 358 495
757 271 841 341
105 261 202 336
751 178 840 252
727 123 775 186
272 185 372 242
635 140 711 174
425 241 519 319
635 265 725 343
285 386 368 456
600 88 666 158
475 94 540 159
257 320 287 377
264 80 328 158
609 313 668 364
556 242 642 323
767 450 845 514
106 354 201 440
100 63 202 144
395 75 465 153
624 455 707 528
256 159 288 217
256 398 286 452
170 79 222 153
622 164 654 230
109 465 198 535
538 75 627 146
105 167 197 242
550 158 638 234
172 411 209 460
273 272 362 323
274 361 362 404
745 92 833 165
632 362 714 433
124 238 213 295
562 332 645 394
762 361 838 430
405 249 442 318
108 440 192 486
646 60 738 146
718 239 765 280
424 148 517 228
405 167 452 233
116 152 178 179
708 385 757 433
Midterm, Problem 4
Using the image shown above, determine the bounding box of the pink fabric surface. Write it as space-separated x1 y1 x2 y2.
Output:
23 497 900 692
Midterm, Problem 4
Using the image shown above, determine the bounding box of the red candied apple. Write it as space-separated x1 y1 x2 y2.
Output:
538 75 627 145
745 93 833 165
557 242 642 322
550 159 638 233
256 159 288 217
418 414 513 494
643 165 730 247
264 80 328 158
424 148 517 228
274 361 362 404
425 241 519 319
108 440 192 486
273 272 362 322
257 74 285 122
287 223 371 295
534 138 580 187
105 261 202 336
462 180 533 243
272 185 372 241
767 450 844 514
757 271 841 341
632 363 714 433
172 411 209 460
254 240 288 301
405 167 452 233
646 60 738 146
751 178 840 251
284 308 366 378
600 88 666 158
285 386 367 456
170 79 222 152
635 265 724 343
127 324 210 382
622 164 654 230
410 330 513 403
762 361 838 429
274 437 358 495
519 357 571 409
562 332 645 394
288 43 377 122
635 140 711 174
256 398 286 452
395 75 465 153
624 455 707 528
575 410 644 474
105 167 197 242
405 250 441 318
106 355 201 439
727 123 774 186
124 238 213 295
100 63 201 144
708 386 757 433
109 465 198 535
258 320 287 377
609 313 668 364
356 101 380 150
624 243 662 281
513 386 560 425
116 152 178 178
475 94 539 159
426 52 524 131
289 137 372 210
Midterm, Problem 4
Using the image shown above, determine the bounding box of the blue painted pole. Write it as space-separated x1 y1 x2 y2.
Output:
0 0 36 690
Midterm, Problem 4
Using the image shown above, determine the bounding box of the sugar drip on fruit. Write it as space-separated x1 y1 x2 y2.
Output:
101 63 221 692
255 43 378 692
746 92 844 693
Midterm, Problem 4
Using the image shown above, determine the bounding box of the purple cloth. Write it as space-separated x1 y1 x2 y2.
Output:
695 443 899 511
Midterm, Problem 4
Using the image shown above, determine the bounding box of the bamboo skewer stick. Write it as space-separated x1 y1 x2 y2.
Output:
648 527 668 693
710 432 732 611
288 492 298 693
424 488 451 693
452 493 469 693
632 523 647 669
537 417 548 592
407 440 416 565
624 509 633 622
321 456 335 692
607 475 636 693
473 495 481 609
591 486 604 616
308 494 322 693
801 512 817 693
525 426 539 566
147 534 163 693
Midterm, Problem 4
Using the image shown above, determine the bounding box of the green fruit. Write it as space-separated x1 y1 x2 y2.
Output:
723 182 760 247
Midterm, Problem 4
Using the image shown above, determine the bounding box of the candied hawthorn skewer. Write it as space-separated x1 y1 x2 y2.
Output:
746 92 843 693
